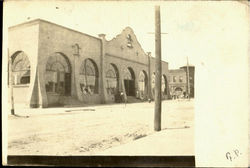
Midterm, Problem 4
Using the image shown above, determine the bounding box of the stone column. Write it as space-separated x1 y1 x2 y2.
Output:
36 56 48 108
98 34 107 104
26 50 44 108
72 43 82 101
120 67 127 103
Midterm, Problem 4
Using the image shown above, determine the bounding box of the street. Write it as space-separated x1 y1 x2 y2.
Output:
8 99 194 155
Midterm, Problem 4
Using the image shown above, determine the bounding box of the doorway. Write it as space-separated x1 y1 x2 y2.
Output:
124 79 135 96
123 67 135 96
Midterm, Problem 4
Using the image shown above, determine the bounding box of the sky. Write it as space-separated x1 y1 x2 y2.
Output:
3 0 248 69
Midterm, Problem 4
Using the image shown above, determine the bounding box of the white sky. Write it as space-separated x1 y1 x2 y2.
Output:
3 0 247 69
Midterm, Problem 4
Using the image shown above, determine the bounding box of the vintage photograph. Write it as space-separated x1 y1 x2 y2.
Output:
2 0 249 167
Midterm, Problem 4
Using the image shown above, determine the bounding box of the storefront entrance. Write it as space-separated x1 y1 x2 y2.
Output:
45 52 71 106
123 67 135 96
124 79 135 96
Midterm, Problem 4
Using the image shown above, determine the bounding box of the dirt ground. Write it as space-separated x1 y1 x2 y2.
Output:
8 99 194 155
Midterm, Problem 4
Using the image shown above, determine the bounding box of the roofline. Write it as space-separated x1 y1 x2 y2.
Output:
9 19 41 30
169 69 186 72
161 60 169 65
8 19 101 41
180 65 195 68
108 26 151 57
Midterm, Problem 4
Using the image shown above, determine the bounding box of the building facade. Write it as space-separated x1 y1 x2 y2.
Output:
168 66 195 98
8 19 171 108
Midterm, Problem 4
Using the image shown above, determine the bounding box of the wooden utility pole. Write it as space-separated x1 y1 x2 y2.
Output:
186 56 190 100
147 52 152 101
8 49 15 115
154 5 162 131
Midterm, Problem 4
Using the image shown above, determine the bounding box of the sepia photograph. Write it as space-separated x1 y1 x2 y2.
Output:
2 0 249 167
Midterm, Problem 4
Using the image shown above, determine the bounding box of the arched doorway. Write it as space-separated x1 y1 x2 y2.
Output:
45 52 71 96
123 67 135 96
79 58 99 95
174 87 183 97
106 63 119 95
11 51 31 85
138 70 148 100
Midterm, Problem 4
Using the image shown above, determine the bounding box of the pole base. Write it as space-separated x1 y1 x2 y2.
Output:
11 109 15 115
154 128 161 132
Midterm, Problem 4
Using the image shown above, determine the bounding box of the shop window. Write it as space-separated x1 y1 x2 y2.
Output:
138 71 148 99
12 51 31 85
45 53 71 95
79 59 99 95
106 64 118 95
139 72 146 92
20 76 30 84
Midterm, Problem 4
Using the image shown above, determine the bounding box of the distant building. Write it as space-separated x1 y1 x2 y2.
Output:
8 19 171 108
168 69 187 99
168 66 195 98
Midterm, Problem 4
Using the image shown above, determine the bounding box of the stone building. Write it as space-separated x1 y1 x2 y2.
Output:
8 19 170 108
168 69 187 98
168 65 195 98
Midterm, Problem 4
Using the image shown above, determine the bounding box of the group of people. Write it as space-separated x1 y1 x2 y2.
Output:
171 91 189 100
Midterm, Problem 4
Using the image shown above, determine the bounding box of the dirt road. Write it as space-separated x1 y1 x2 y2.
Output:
8 99 194 155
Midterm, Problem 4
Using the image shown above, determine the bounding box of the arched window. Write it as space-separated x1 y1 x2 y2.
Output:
139 72 146 92
45 53 71 95
106 64 119 95
138 71 148 99
174 87 183 96
79 59 99 95
12 51 31 85
175 87 183 91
